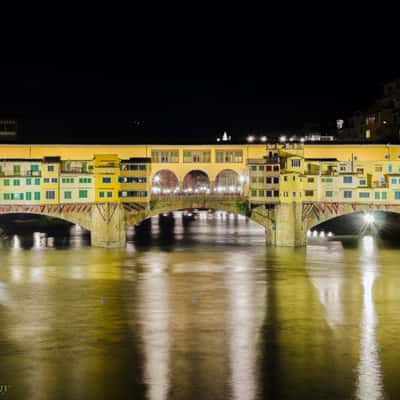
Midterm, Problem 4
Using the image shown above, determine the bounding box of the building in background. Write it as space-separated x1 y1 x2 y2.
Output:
0 115 18 143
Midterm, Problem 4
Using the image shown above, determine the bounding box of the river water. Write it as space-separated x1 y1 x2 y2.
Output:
0 211 399 399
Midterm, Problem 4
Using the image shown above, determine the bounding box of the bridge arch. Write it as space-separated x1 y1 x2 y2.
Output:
152 169 180 194
182 170 211 193
302 202 400 236
0 212 91 232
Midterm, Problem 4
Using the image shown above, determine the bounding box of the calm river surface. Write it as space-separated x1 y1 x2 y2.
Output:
0 212 399 399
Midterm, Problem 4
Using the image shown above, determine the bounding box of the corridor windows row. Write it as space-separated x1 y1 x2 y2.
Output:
249 165 279 171
151 150 243 163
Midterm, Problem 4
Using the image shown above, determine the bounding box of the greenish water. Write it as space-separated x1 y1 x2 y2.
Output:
0 212 398 399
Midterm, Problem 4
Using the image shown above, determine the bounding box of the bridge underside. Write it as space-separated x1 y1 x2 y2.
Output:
2 199 399 248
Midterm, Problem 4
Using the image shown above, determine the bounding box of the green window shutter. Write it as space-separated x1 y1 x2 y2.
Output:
34 192 41 201
13 165 21 175
64 191 72 199
13 179 20 186
26 178 32 185
107 191 113 198
382 192 388 200
26 192 32 201
35 178 40 185
4 179 9 186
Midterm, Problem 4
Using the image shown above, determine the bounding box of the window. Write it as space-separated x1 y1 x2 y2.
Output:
107 191 113 198
64 191 72 200
284 176 288 181
44 178 50 183
45 190 55 200
284 192 288 197
266 177 272 184
118 176 147 184
26 178 32 185
118 191 148 198
13 179 20 186
391 178 398 185
359 179 367 185
51 178 58 183
215 150 243 163
343 176 353 184
258 177 264 183
388 165 393 173
250 166 257 171
343 190 352 199
4 179 9 186
274 190 279 197
31 164 39 172
305 190 314 197
78 190 88 199
273 177 279 184
26 192 32 201
382 192 388 200
258 166 264 171
266 165 272 172
34 192 40 201
250 177 257 183
293 176 296 181
375 166 382 172
291 159 301 168
14 193 23 200
258 190 264 197
273 165 279 171
99 191 105 198
3 193 10 200
13 165 20 175
340 165 347 172
266 190 272 197
359 192 370 198
34 178 40 185
62 178 74 183
251 190 257 196
325 191 333 198
307 177 314 183
357 168 364 175
395 191 400 200
47 165 55 172
374 192 380 200
102 177 112 184
322 178 333 183
79 177 92 184
292 192 296 197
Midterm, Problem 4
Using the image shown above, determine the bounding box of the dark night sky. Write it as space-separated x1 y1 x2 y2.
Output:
1 9 399 144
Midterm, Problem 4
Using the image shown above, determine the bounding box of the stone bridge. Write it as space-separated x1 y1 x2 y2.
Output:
1 198 398 247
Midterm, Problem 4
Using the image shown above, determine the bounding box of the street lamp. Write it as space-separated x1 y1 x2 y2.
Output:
247 135 255 143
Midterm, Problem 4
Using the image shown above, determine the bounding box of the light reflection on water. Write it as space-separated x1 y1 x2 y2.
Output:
0 214 399 399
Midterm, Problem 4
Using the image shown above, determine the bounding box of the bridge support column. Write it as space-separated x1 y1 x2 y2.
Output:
274 202 305 247
90 203 126 248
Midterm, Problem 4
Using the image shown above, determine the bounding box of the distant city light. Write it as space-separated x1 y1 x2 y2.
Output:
247 135 255 143
260 136 267 142
279 136 286 142
363 213 375 224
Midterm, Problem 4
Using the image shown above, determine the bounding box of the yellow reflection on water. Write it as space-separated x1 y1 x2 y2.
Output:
356 236 383 400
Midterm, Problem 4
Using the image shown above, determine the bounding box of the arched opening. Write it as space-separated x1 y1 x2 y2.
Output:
128 208 266 248
215 169 243 193
182 170 210 193
152 170 179 194
0 213 90 249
